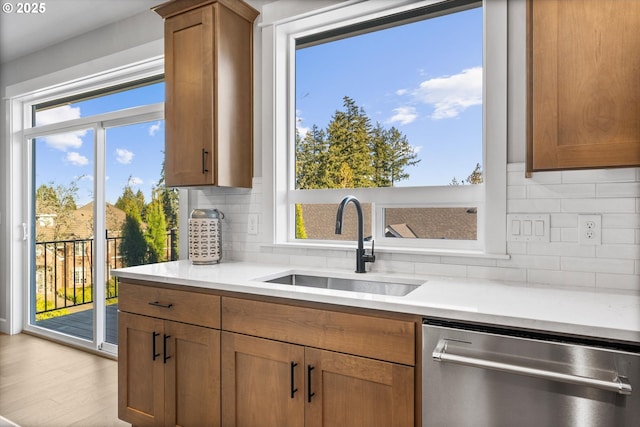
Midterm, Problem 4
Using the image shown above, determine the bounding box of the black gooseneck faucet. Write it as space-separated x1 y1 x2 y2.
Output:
335 195 375 273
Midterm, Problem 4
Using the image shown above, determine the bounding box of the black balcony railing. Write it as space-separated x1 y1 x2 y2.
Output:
35 230 177 315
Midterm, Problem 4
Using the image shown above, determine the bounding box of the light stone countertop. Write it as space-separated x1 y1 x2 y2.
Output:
112 260 640 345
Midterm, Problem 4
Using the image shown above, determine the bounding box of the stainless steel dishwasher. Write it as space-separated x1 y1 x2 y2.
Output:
422 319 640 427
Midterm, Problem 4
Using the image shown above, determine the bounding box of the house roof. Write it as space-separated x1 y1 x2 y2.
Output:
298 204 476 241
36 202 127 242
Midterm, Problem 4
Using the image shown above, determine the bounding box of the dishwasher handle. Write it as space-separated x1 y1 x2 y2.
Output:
432 339 632 396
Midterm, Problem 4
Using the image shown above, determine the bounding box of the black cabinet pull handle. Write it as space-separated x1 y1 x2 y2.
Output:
290 362 298 399
148 301 173 309
202 148 209 174
152 332 160 361
307 365 315 402
163 334 171 364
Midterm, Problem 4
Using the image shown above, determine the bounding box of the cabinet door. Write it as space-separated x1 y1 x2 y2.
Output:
164 5 215 186
305 348 414 427
221 332 304 427
164 321 220 427
528 0 640 171
118 312 165 427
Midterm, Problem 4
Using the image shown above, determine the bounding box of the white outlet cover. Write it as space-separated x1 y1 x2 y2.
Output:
578 214 601 245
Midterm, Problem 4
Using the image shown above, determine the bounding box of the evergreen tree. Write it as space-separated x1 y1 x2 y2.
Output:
115 176 145 219
157 159 179 259
145 190 168 263
296 125 329 189
120 212 147 267
325 96 375 188
296 97 419 190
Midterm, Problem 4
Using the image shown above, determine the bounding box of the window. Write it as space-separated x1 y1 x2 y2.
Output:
271 0 507 254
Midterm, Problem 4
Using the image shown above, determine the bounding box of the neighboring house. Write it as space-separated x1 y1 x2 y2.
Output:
299 204 476 241
34 203 127 309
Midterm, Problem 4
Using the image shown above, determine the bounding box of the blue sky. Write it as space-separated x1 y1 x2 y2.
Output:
295 6 483 186
34 83 165 206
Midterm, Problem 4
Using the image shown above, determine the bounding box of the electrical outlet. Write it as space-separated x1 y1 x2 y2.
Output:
578 214 601 245
247 213 258 235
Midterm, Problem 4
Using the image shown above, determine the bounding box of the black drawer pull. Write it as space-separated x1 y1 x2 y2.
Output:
152 332 160 361
307 365 315 402
163 334 171 364
149 301 173 309
290 362 298 399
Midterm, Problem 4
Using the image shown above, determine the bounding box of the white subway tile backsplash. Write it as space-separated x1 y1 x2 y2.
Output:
561 257 635 275
527 269 595 288
595 244 640 260
508 199 561 213
527 242 595 257
527 183 595 199
468 266 527 282
595 273 640 291
414 262 468 278
194 164 638 291
562 168 637 184
602 229 636 245
596 182 640 198
498 254 560 270
561 198 636 213
550 213 578 228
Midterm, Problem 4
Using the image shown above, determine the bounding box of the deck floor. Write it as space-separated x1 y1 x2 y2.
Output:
34 304 119 344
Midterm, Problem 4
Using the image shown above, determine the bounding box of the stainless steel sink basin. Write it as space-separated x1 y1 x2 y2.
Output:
263 273 423 296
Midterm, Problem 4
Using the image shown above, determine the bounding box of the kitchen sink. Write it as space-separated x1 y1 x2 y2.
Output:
263 273 423 296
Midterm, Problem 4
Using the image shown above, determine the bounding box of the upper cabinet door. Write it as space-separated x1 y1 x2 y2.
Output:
164 6 215 186
157 0 258 188
527 0 640 172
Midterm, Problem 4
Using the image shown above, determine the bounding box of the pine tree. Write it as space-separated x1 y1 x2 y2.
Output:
145 190 168 263
115 176 145 219
120 212 147 267
296 125 329 189
325 96 375 188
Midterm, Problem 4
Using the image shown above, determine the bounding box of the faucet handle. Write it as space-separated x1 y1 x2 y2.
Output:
364 240 376 263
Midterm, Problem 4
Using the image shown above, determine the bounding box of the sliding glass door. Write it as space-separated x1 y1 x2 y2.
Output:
25 79 170 354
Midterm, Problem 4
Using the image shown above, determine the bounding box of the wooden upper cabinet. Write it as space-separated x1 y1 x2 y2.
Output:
527 0 640 172
154 0 258 187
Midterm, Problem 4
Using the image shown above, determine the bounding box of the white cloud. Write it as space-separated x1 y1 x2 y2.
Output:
36 105 87 151
36 105 81 126
80 175 94 181
413 66 482 120
149 121 162 136
396 89 408 96
43 130 87 151
116 148 134 164
129 176 144 186
387 106 418 125
66 152 89 166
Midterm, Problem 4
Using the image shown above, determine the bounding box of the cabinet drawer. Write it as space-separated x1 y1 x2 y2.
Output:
119 282 220 328
222 297 415 366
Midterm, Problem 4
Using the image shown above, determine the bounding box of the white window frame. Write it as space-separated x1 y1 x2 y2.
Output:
4 54 189 348
268 0 507 256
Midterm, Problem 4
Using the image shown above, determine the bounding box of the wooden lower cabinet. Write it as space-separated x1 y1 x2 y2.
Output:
305 347 414 427
118 312 220 427
221 332 304 427
221 332 414 427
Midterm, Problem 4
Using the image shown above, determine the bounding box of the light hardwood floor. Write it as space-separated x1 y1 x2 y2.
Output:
0 333 128 427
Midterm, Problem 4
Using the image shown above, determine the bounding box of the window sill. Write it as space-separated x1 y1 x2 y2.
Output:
262 242 511 261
